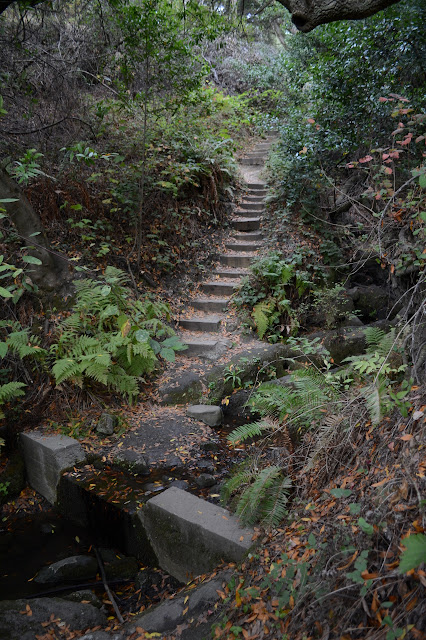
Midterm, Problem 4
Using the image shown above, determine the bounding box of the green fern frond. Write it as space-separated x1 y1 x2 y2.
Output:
221 461 255 503
260 475 292 527
228 420 273 445
252 301 274 340
52 358 82 385
304 413 347 472
0 381 26 404
236 465 282 525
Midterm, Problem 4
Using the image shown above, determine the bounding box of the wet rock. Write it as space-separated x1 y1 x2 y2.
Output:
198 459 216 473
200 441 220 453
96 413 117 436
63 589 103 608
187 404 223 427
0 597 106 640
34 555 98 584
170 479 189 490
112 449 150 475
79 633 121 640
99 548 139 580
0 452 25 505
221 389 254 422
135 568 164 591
195 473 216 489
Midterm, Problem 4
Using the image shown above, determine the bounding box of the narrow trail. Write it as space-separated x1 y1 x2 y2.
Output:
175 135 275 360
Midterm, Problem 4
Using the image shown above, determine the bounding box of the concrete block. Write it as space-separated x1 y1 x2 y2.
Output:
140 487 254 582
21 431 86 504
187 404 223 427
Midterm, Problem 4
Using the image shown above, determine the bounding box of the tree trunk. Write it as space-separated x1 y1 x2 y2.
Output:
0 169 70 292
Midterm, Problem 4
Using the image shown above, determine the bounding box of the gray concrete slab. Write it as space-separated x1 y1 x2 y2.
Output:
21 431 86 504
220 253 255 267
232 217 261 231
178 316 222 332
140 487 254 582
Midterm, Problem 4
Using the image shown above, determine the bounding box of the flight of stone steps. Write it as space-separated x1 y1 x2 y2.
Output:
177 135 276 359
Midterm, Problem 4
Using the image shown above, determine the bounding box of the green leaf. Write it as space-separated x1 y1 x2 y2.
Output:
0 286 13 298
0 198 19 203
419 173 426 189
22 255 42 265
330 488 352 498
101 285 111 296
349 502 361 515
160 346 175 362
398 534 426 573
358 517 374 535
0 343 7 358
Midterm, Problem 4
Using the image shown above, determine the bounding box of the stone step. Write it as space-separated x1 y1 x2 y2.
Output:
181 338 223 358
202 281 239 295
246 190 267 198
140 487 254 582
232 217 261 231
240 157 264 166
238 202 264 211
255 144 272 150
213 268 249 279
243 195 265 202
220 253 255 268
235 210 264 219
225 241 261 252
192 297 229 313
232 231 263 241
178 315 222 332
246 182 266 189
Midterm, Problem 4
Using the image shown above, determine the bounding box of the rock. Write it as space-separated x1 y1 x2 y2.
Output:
0 452 25 505
348 285 390 319
34 555 98 584
63 590 103 608
195 473 216 489
126 570 231 635
0 597 106 640
221 389 254 422
139 487 255 582
112 449 150 475
99 548 139 580
308 289 355 328
170 479 189 490
96 413 117 436
197 459 216 473
187 404 223 427
135 568 165 592
158 372 205 405
20 431 86 504
200 440 220 453
340 314 364 327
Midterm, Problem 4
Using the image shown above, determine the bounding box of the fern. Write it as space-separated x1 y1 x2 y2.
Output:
0 381 26 418
51 268 184 400
228 420 274 445
252 300 274 340
233 465 291 527
304 414 347 472
260 475 292 528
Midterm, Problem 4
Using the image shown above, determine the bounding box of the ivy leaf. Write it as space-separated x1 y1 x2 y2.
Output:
358 517 374 535
398 534 426 573
330 488 352 498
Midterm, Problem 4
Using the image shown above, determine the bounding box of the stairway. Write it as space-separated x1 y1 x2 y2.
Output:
177 135 275 359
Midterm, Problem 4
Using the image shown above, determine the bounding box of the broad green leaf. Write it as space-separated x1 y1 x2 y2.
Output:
160 347 175 362
0 343 7 358
398 534 426 573
349 502 361 515
330 488 352 498
0 198 19 203
0 286 13 298
419 173 426 189
22 255 42 265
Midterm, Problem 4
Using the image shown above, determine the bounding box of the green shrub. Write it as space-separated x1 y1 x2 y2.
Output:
51 267 186 400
